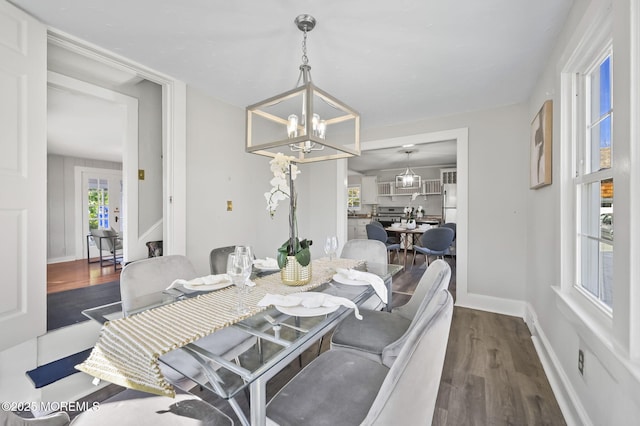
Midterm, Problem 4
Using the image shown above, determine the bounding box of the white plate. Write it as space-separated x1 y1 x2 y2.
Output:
183 281 233 292
274 292 339 317
332 273 369 286
254 260 280 271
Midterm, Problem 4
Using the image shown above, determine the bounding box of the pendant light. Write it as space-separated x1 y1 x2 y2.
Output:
245 15 360 163
395 150 422 189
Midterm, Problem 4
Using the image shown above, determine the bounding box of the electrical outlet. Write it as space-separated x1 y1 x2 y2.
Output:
578 349 584 375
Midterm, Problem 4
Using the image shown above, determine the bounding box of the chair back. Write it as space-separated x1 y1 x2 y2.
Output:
440 222 457 241
90 228 119 252
362 290 453 425
369 221 384 229
366 223 388 243
393 259 451 321
340 239 387 265
120 255 197 315
0 410 70 425
209 245 236 274
419 227 455 252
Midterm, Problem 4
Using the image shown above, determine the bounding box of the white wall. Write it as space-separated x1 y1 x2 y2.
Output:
524 0 640 424
362 104 529 304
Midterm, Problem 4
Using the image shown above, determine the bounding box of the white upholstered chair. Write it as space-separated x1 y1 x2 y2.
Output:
266 289 454 425
119 255 256 391
340 239 389 311
330 259 451 364
70 389 233 425
0 411 69 426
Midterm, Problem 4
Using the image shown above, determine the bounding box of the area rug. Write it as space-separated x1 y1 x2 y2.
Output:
47 281 121 331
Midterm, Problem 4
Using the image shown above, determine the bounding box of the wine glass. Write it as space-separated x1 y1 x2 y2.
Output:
235 245 255 292
226 253 251 315
324 236 338 261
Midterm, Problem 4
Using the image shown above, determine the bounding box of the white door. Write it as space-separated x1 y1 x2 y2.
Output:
82 170 123 259
0 2 47 351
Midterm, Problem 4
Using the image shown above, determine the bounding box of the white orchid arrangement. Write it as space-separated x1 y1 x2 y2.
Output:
264 153 311 268
404 192 424 219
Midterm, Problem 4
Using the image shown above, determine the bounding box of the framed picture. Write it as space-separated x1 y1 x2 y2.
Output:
530 100 553 189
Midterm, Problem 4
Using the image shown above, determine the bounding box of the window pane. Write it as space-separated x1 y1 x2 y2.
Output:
587 55 612 173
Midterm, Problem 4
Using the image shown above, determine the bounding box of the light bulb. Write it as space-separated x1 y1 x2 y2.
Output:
287 114 298 138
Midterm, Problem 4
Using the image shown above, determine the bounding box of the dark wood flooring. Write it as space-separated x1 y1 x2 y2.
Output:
68 255 565 425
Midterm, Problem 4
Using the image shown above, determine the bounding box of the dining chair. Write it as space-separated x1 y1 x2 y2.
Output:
340 239 389 311
119 255 256 391
69 388 233 425
0 411 70 426
365 224 401 263
369 220 398 244
266 289 454 426
209 245 236 274
90 228 123 270
411 226 455 266
440 222 457 255
330 259 451 364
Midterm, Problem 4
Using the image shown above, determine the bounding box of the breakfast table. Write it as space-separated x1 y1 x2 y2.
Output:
79 258 403 426
386 224 435 267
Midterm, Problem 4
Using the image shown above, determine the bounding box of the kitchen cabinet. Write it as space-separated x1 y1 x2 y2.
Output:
376 179 441 198
361 176 378 204
348 218 370 240
441 168 457 184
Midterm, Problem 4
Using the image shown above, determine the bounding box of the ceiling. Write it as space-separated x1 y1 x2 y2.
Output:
12 0 573 167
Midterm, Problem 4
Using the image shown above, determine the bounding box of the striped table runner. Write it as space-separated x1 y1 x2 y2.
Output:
76 258 362 397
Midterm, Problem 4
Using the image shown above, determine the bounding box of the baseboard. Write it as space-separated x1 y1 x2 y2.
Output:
525 303 592 426
47 256 77 264
454 292 525 317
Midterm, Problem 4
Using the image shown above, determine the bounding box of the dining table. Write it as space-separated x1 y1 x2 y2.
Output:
386 225 435 267
79 258 403 426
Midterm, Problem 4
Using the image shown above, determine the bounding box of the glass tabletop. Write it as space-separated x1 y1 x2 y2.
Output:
81 260 404 418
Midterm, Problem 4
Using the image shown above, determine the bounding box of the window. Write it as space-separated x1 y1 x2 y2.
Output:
347 185 361 211
574 48 613 311
88 178 110 230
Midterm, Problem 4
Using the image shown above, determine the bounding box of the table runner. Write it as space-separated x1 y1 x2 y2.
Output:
76 258 362 397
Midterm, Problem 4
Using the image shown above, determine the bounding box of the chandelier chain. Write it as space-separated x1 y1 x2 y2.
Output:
301 29 309 65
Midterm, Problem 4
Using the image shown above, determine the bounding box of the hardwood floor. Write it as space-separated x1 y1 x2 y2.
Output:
68 255 565 425
47 259 121 294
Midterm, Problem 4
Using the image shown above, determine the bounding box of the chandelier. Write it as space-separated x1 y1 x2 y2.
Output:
396 151 422 189
245 14 360 163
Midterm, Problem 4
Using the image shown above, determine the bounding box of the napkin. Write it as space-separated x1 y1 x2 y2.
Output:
167 274 231 289
335 268 388 304
257 293 362 320
254 257 279 269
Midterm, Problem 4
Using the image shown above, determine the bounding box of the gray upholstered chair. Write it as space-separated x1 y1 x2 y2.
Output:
330 259 451 364
440 222 457 255
369 220 398 244
90 228 123 270
209 245 236 274
0 411 69 426
411 226 455 266
365 224 401 263
340 239 389 311
119 255 256 391
266 289 454 425
69 389 233 425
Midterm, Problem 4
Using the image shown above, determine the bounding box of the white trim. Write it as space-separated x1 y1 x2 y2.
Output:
628 0 640 360
454 294 524 318
46 256 76 264
525 302 592 426
336 158 349 254
47 28 187 258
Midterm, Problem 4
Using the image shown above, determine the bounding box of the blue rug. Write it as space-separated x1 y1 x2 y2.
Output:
47 281 121 331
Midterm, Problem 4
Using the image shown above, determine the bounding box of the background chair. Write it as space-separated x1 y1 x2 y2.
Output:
69 388 233 425
369 220 398 244
440 222 457 256
365 224 401 264
266 290 454 426
119 255 256 392
0 411 69 426
331 259 451 364
340 239 390 311
411 226 455 266
209 245 236 274
90 228 123 270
